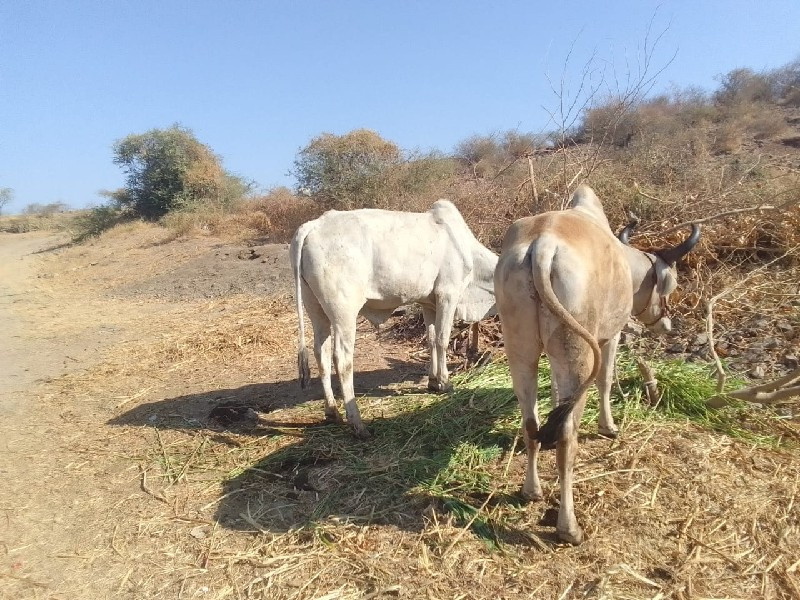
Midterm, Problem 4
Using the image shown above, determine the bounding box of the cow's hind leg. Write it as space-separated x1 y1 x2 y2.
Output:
596 334 620 438
331 313 368 439
422 306 439 391
549 348 594 545
507 348 544 501
302 283 340 422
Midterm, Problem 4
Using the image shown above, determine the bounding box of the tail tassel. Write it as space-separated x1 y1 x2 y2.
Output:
536 399 576 450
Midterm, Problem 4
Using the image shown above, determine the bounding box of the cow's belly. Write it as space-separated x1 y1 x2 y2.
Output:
365 278 436 307
360 291 435 325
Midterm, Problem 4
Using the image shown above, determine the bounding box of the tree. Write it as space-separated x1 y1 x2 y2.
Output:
292 129 402 209
0 187 13 215
714 68 774 106
112 124 249 219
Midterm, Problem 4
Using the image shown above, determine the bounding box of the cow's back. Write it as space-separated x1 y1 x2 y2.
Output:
299 208 468 312
497 210 631 341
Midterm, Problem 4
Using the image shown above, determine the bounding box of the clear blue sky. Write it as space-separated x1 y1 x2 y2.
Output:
1 1 798 214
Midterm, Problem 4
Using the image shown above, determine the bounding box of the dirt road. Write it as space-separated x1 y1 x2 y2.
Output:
1 233 75 411
1 232 143 598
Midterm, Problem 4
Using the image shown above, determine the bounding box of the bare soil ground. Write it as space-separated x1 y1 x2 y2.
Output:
1 226 799 599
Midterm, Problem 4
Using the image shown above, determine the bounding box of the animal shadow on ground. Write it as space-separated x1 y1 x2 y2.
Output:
210 379 556 548
108 357 425 432
109 360 556 548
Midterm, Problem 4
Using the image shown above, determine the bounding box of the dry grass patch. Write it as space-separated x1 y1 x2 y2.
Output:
85 345 800 599
160 190 322 243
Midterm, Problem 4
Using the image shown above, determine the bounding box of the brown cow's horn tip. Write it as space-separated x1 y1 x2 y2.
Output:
658 223 702 264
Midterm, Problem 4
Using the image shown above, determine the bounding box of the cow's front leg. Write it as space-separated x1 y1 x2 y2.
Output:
333 318 369 439
422 306 440 391
596 334 620 438
431 297 457 392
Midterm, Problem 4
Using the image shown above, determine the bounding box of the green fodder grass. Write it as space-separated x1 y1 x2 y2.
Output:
105 350 800 598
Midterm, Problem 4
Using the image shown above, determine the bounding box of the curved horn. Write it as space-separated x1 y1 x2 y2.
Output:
617 220 637 245
656 223 701 265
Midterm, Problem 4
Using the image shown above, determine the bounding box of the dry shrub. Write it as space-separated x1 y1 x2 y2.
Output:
159 188 321 242
711 121 744 154
0 210 83 233
246 187 321 242
783 86 800 107
749 108 790 140
581 99 638 147
160 201 228 237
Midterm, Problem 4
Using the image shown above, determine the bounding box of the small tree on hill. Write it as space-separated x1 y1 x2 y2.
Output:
0 187 13 215
112 125 249 219
293 129 402 209
714 68 774 106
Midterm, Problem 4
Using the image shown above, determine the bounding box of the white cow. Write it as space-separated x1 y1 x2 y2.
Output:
291 201 498 438
494 184 700 544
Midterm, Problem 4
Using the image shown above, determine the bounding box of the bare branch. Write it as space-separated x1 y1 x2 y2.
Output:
657 198 800 236
636 355 661 406
707 368 800 408
704 245 799 401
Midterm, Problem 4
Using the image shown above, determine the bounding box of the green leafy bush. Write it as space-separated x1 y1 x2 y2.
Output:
111 124 251 220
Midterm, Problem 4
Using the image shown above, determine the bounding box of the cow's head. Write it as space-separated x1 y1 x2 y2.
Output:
618 222 701 334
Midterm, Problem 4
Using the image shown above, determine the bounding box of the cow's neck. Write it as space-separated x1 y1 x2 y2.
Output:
621 245 658 312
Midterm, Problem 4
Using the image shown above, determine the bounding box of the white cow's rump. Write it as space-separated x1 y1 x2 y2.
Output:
291 200 497 438
494 184 700 544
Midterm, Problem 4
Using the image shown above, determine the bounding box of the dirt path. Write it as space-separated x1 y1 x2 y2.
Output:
1 233 73 412
0 233 128 597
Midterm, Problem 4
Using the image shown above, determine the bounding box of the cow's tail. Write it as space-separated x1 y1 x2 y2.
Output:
530 239 602 449
290 221 315 389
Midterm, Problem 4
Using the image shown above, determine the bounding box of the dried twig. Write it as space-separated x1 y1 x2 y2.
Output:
636 355 660 406
658 198 799 237
526 154 539 204
139 465 169 504
708 367 800 408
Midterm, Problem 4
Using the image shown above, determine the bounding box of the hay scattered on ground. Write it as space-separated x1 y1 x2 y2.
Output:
70 326 800 598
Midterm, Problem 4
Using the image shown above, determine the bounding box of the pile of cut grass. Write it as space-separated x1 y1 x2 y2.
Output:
96 345 800 598
213 354 792 549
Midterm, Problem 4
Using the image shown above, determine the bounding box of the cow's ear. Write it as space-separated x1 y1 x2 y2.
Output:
655 260 678 296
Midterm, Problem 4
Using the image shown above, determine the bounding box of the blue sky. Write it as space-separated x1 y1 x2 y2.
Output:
1 1 798 214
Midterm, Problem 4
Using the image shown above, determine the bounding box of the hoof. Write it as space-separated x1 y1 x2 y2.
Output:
556 526 584 546
520 489 543 503
352 425 372 440
324 410 344 424
598 427 619 440
427 379 452 393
